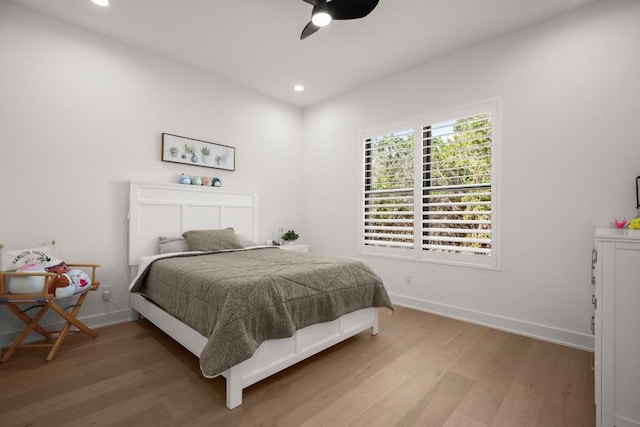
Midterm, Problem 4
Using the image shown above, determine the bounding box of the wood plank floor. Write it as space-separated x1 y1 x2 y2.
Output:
0 307 595 427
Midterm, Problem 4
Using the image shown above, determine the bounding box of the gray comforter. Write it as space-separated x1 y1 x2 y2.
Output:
131 247 393 377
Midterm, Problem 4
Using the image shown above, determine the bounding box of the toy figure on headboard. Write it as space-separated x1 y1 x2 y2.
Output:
44 258 92 298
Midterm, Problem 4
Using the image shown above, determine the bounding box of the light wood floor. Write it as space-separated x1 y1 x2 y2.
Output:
0 306 595 427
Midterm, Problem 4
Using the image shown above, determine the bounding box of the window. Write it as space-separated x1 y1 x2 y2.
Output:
361 100 500 269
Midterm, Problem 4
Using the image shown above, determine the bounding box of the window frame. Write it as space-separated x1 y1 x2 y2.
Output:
359 99 501 270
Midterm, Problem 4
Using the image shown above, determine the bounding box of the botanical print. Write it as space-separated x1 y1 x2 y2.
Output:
162 133 235 171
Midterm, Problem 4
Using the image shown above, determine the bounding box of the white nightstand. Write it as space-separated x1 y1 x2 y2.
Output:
278 243 309 253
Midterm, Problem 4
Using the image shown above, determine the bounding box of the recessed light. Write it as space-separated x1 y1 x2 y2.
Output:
293 85 305 92
92 0 109 6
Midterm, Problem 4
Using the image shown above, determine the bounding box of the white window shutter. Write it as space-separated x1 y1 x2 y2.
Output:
363 129 414 249
421 113 493 256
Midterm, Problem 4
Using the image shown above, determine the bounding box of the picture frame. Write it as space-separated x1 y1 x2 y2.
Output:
161 133 235 171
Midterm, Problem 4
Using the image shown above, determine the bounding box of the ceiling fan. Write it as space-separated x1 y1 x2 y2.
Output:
300 0 380 40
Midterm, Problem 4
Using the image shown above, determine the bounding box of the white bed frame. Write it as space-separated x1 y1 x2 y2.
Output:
128 181 379 409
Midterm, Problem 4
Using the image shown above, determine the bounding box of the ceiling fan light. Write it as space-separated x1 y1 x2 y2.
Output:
91 0 109 6
311 11 332 27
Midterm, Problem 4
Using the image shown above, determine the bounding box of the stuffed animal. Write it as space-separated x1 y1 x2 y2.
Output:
628 217 640 230
44 258 93 297
6 258 92 297
179 174 191 185
7 261 47 294
67 269 92 294
45 258 75 298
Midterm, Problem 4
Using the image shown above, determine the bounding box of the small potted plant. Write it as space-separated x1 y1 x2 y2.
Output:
200 146 211 163
281 229 299 244
183 143 197 163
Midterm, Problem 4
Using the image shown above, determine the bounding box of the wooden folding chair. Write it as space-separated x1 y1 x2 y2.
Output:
0 242 100 361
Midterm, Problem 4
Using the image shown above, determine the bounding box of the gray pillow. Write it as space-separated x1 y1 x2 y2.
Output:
158 237 190 254
236 234 258 247
182 229 244 251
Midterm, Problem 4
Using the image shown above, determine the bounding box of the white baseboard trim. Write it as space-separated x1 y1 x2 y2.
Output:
2 296 595 354
0 308 134 350
389 292 595 352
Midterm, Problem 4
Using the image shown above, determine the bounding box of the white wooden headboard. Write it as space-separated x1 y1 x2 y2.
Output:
128 181 258 266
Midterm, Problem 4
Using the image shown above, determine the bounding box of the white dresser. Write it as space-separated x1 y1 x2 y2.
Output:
593 228 640 427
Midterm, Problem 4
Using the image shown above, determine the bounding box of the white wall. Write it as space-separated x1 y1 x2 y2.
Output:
302 0 640 350
0 2 304 343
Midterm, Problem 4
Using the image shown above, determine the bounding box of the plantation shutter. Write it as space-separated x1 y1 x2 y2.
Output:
363 129 415 249
421 113 493 255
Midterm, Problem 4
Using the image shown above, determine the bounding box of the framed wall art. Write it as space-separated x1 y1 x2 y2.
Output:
162 133 235 171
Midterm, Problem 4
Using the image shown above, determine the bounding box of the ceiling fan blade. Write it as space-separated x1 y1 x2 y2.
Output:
300 21 321 40
327 0 379 20
301 0 316 5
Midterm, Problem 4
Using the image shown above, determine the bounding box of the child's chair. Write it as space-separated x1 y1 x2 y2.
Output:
0 241 100 361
